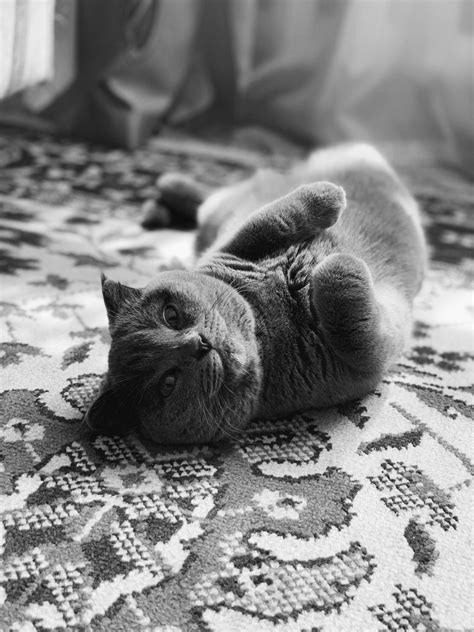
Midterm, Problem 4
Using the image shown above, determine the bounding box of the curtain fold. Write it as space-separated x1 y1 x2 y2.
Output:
216 0 473 170
1 0 472 170
0 0 55 99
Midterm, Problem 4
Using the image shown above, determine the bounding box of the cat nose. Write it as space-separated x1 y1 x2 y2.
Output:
195 333 212 360
181 333 212 360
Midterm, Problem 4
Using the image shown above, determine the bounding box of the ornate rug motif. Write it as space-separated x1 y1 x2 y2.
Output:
0 132 473 631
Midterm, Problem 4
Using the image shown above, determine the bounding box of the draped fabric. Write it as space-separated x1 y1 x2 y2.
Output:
0 0 55 99
179 0 473 171
1 0 472 170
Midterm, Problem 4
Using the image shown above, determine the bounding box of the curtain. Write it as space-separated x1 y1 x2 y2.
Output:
1 0 472 171
107 0 474 170
0 0 55 99
184 0 473 170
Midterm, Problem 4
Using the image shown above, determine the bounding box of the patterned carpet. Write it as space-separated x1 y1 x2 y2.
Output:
0 132 473 631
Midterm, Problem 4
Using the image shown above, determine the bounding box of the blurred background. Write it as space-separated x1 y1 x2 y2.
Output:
1 0 473 174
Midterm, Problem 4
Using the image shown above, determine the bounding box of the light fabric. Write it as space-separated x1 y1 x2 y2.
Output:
1 0 471 170
100 0 473 169
0 0 55 99
218 0 474 170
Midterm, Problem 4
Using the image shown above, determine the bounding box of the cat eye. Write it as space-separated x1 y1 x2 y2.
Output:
163 304 180 329
158 369 178 398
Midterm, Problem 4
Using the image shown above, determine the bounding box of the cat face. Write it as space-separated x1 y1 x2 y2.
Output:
84 270 262 444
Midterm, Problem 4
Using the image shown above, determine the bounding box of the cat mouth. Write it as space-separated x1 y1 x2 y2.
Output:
200 343 248 400
202 349 224 398
229 343 247 378
218 342 248 385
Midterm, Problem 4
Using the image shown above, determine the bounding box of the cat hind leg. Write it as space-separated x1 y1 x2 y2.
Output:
157 173 213 222
311 253 409 382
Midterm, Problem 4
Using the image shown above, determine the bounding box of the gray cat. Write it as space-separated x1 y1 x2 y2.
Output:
84 143 426 444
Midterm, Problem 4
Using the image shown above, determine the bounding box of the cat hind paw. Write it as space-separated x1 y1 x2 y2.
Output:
157 173 211 220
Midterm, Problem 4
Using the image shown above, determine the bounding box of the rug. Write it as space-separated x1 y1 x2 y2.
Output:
0 132 472 631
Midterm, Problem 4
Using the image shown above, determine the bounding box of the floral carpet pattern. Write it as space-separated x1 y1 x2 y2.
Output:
0 132 473 631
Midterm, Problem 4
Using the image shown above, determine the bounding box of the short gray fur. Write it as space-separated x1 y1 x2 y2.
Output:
85 143 426 444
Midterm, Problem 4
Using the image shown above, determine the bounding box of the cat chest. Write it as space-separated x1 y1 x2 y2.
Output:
207 252 319 344
206 254 330 415
237 268 328 415
254 303 329 415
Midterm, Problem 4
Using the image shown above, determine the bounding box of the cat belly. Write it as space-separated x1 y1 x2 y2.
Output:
256 334 381 419
247 284 349 418
250 266 384 419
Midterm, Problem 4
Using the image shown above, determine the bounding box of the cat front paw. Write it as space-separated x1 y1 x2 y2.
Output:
295 181 346 229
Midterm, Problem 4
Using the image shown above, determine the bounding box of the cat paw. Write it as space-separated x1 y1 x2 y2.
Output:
295 182 346 228
313 253 373 305
157 173 211 220
312 254 398 376
312 253 377 351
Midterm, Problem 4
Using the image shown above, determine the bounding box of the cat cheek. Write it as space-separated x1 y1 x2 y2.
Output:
83 386 129 435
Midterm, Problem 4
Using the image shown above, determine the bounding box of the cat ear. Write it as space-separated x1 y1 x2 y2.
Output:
82 377 130 435
101 273 142 327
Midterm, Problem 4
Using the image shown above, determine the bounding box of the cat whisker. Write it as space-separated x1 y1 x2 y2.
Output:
216 418 240 443
222 381 239 399
196 385 214 434
108 373 141 392
212 391 241 443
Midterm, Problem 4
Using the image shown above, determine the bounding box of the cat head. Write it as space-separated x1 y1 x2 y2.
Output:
84 270 262 444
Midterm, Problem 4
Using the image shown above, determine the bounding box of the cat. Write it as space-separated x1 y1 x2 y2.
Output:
84 143 427 444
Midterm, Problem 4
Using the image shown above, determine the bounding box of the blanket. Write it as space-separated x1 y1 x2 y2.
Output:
0 132 472 631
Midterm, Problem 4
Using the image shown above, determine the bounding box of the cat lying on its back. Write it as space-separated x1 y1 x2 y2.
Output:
84 144 426 444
